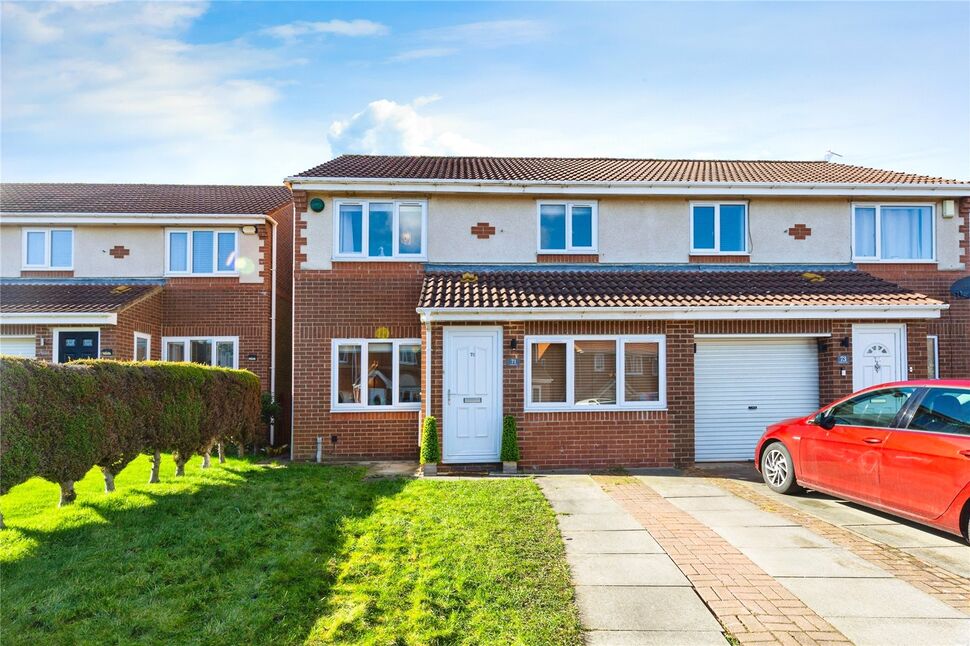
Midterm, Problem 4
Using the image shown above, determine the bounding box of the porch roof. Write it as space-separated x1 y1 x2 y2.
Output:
418 268 943 313
0 280 163 315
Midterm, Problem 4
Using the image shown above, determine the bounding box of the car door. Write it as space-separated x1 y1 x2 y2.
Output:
879 387 970 519
800 387 916 503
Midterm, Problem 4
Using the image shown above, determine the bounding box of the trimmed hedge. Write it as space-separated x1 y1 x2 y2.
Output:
0 357 260 508
419 416 439 465
500 415 520 462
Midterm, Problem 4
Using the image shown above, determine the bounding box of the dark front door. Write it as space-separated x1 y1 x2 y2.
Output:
57 331 99 363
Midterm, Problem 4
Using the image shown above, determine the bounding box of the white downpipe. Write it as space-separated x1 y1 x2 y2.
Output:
269 219 277 446
423 316 432 445
289 201 298 462
316 436 322 463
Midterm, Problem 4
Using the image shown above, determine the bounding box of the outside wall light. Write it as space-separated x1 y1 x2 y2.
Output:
309 198 325 213
241 225 257 235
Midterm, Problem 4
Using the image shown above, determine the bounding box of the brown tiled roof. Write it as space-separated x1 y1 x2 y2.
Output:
419 270 942 309
0 183 292 214
0 283 162 313
295 155 964 185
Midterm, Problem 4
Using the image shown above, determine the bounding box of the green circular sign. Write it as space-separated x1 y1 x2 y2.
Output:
309 197 325 212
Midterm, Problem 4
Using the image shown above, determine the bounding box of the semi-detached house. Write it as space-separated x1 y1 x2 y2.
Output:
287 155 970 468
0 183 294 442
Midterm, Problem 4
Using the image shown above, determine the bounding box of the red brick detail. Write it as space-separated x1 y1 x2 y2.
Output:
689 254 750 264
787 223 812 240
293 190 309 265
535 254 599 263
19 270 74 278
470 222 496 239
104 290 163 360
108 245 130 259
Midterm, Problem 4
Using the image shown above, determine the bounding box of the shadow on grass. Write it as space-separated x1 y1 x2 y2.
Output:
1 458 408 645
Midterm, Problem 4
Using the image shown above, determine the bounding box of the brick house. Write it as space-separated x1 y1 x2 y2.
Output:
286 156 969 469
0 183 294 442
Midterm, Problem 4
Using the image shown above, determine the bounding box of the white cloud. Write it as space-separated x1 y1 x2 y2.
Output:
263 18 388 41
418 19 549 47
328 98 487 156
388 47 456 63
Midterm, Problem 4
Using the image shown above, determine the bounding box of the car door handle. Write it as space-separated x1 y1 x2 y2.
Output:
959 450 970 458
863 437 883 444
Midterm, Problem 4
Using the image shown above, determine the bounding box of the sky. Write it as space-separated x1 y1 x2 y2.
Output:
1 1 968 185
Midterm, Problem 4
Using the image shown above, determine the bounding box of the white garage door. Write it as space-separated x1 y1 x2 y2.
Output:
0 336 37 359
695 337 819 461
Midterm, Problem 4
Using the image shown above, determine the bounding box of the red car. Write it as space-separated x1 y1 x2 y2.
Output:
755 380 970 541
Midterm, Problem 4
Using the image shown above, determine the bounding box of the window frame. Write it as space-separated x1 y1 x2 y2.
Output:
850 202 936 263
165 228 239 276
535 200 599 254
331 199 428 261
161 336 239 368
689 201 749 255
524 334 667 412
822 386 917 430
133 331 152 361
330 338 423 412
21 228 74 270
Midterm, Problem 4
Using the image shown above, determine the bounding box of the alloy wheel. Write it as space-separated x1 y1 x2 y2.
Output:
763 447 789 488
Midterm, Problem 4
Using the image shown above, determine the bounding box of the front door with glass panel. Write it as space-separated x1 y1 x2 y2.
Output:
443 328 501 463
852 324 905 390
57 330 99 363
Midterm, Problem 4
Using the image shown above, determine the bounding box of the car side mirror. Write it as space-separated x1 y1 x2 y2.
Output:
818 413 836 430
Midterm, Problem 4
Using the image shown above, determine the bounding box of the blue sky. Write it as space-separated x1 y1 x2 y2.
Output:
2 1 968 184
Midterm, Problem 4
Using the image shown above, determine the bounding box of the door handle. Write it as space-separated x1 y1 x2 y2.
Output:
959 450 970 458
863 437 883 445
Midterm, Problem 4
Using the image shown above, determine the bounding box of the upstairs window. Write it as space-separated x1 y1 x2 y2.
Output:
690 202 748 254
537 201 597 253
853 204 934 262
333 200 426 260
22 228 73 269
167 230 238 274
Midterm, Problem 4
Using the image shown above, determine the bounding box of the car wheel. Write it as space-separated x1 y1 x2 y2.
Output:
761 442 802 495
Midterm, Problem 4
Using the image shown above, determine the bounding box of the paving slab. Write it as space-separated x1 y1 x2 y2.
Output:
751 486 897 525
778 577 966 618
903 546 970 578
825 616 970 646
711 524 838 549
637 476 730 498
562 529 663 555
551 498 630 515
666 495 761 512
844 522 965 548
574 586 724 632
686 508 797 528
569 553 689 586
586 630 728 645
557 512 644 531
739 546 889 578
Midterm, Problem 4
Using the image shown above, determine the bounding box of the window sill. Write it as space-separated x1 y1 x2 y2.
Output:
164 272 240 278
536 250 598 255
331 405 422 413
853 259 937 264
331 256 427 263
524 405 667 413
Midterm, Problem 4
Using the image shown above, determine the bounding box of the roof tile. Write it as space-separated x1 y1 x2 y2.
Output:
0 283 161 314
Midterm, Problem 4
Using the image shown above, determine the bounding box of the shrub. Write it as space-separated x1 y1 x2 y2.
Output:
0 358 44 499
500 415 520 462
419 416 439 465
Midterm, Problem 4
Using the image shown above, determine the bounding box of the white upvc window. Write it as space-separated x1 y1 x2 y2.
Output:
331 338 422 411
134 332 151 361
166 229 238 275
851 203 935 262
525 335 666 411
162 336 238 368
690 202 748 255
536 201 598 253
22 228 74 269
332 199 427 260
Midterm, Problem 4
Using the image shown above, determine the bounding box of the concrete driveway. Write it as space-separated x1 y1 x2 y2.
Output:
538 469 970 646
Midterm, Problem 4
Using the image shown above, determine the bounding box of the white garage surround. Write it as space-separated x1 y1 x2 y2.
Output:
695 336 822 462
0 335 36 358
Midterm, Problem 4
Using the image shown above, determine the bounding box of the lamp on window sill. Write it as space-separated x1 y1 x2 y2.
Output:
401 231 413 246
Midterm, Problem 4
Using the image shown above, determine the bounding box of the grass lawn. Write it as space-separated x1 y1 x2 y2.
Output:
1 456 582 645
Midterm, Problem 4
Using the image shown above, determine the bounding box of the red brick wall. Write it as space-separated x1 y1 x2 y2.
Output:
103 289 163 359
269 200 294 443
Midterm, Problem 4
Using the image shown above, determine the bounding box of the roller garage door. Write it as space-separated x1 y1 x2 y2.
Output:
0 336 37 359
695 337 819 461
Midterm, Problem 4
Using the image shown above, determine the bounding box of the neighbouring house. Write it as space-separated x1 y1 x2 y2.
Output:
286 155 969 468
0 183 294 442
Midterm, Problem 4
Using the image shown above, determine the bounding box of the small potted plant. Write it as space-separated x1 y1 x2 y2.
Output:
501 415 520 474
420 416 439 476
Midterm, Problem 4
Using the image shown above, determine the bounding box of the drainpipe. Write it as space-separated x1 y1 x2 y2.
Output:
316 436 322 463
269 218 277 446
424 315 432 445
289 199 297 462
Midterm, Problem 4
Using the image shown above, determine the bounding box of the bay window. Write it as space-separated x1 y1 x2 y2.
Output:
526 335 666 410
690 202 748 254
163 336 238 368
853 204 934 261
537 201 597 253
332 338 422 410
333 200 427 260
22 228 74 269
167 229 238 274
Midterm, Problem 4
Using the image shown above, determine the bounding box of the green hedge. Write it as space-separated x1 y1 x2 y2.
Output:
0 357 260 507
419 416 439 465
500 415 520 462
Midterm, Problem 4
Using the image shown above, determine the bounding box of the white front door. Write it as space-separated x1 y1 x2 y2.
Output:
443 327 502 463
852 324 906 390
